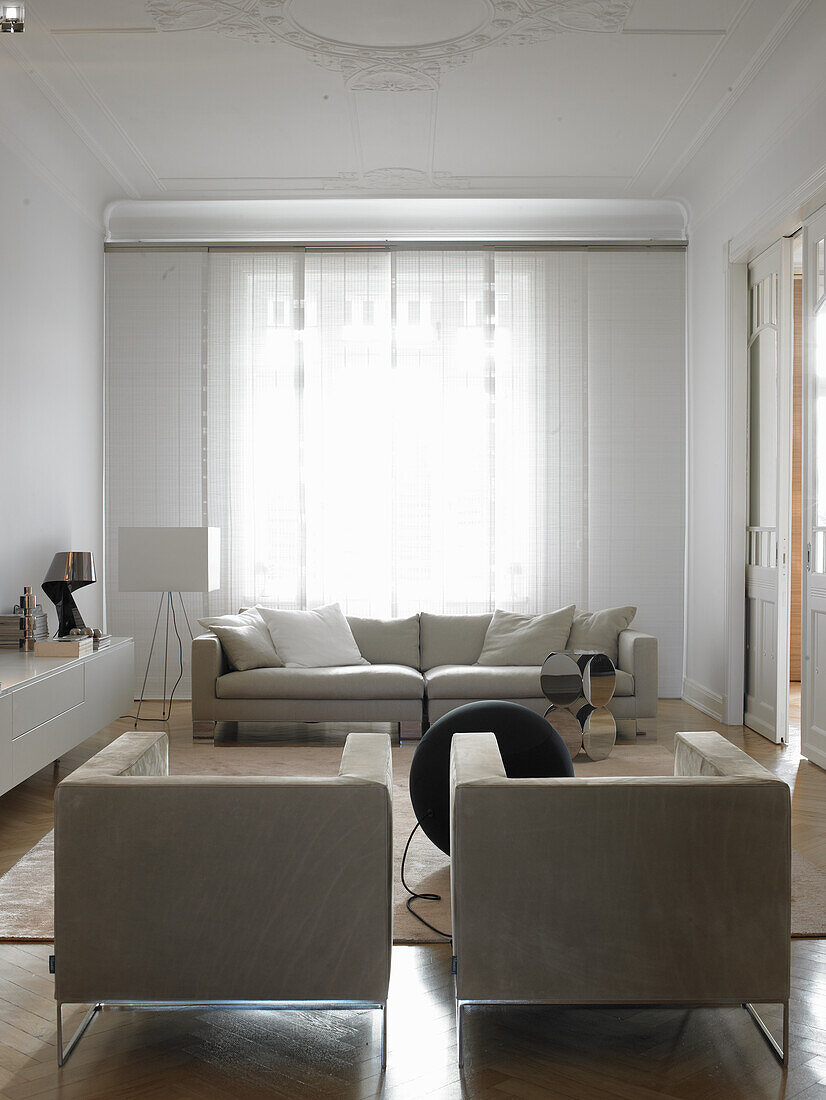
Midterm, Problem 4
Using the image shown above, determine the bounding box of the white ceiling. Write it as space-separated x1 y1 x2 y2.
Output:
3 0 805 203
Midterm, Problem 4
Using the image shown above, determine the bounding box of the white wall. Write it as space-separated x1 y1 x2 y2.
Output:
0 50 123 635
676 1 826 717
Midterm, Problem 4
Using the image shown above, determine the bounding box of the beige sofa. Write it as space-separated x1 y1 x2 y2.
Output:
192 611 658 740
53 730 393 1066
449 730 791 1066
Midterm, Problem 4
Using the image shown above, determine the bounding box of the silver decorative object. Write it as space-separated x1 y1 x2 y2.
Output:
540 650 617 761
18 585 36 651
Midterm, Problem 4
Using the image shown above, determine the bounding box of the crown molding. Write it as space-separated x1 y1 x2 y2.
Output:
0 121 103 232
152 172 634 197
654 0 814 198
4 16 142 199
625 0 753 195
728 160 826 264
690 70 826 234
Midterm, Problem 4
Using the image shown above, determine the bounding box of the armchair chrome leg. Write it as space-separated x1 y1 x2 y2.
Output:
56 1001 102 1066
743 1001 788 1065
457 1002 465 1068
380 1003 387 1070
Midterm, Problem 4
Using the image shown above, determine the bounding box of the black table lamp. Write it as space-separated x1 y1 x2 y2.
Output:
42 552 96 637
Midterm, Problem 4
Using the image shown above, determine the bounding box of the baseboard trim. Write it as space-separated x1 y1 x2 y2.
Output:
802 742 826 772
682 677 725 722
742 710 776 741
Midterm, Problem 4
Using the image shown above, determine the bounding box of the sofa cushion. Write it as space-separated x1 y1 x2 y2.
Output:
198 608 283 671
216 664 424 700
257 603 367 668
568 606 637 666
348 614 420 669
424 665 634 700
425 665 541 700
420 613 493 670
477 606 575 666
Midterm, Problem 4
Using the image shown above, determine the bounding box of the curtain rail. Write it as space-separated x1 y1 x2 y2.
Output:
104 240 686 254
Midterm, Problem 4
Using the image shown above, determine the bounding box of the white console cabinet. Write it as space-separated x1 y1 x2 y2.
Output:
0 639 134 797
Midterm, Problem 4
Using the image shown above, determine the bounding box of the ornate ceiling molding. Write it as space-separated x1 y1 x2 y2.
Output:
321 168 472 190
146 0 633 89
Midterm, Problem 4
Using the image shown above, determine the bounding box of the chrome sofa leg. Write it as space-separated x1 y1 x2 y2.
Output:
192 720 216 741
743 1001 788 1065
57 1001 102 1066
380 1003 387 1070
457 1002 465 1068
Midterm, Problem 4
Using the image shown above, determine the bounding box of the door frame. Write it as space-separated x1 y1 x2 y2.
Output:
800 217 826 771
724 239 794 735
724 183 826 730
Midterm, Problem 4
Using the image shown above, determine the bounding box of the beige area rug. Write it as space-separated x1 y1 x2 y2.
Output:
0 739 822 943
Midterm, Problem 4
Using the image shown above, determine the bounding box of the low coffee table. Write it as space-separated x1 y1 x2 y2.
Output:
540 650 617 761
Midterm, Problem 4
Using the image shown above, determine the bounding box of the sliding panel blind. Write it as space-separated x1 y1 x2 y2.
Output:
105 251 206 698
207 251 303 618
105 247 685 698
586 252 686 695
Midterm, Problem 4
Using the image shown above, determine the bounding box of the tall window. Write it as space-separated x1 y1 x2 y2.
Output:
207 250 587 618
105 247 685 695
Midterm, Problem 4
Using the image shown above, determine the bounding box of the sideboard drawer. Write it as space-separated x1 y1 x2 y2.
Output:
12 705 85 783
0 697 11 798
12 665 85 738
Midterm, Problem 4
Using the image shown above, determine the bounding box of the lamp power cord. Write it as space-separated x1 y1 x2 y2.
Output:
400 813 451 940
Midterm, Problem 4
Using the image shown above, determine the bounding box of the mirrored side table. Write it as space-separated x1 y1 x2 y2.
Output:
540 650 617 760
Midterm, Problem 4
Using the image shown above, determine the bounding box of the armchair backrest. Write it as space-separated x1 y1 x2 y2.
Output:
55 732 393 1006
450 731 790 1006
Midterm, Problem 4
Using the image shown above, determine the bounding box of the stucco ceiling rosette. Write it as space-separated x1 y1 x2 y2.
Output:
146 0 634 88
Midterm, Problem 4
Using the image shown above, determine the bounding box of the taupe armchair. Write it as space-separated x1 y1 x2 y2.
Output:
449 730 790 1066
54 730 393 1066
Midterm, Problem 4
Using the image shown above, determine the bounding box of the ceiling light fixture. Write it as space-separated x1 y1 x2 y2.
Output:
0 4 24 33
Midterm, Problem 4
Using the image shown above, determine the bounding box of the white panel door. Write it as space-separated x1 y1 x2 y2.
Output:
744 240 792 742
802 208 826 770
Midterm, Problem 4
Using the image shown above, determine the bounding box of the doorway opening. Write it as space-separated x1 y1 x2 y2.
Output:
788 233 803 747
743 233 798 745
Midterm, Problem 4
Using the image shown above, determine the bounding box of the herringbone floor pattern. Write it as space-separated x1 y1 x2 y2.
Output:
0 698 821 1098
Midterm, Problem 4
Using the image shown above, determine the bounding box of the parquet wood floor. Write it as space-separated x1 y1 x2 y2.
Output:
0 700 823 1098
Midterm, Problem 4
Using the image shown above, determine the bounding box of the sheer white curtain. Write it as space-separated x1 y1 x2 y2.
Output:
105 247 685 696
205 249 587 618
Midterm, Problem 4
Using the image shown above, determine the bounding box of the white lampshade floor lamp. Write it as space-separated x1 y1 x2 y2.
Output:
119 527 221 726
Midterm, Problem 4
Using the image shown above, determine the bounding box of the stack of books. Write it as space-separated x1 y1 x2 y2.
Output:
93 633 112 651
34 636 94 658
0 609 48 647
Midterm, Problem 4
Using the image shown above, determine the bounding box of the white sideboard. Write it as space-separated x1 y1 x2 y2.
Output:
0 638 134 798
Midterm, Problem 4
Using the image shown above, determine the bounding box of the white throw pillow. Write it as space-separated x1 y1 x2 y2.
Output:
477 606 576 666
197 608 283 671
567 606 637 666
257 603 368 668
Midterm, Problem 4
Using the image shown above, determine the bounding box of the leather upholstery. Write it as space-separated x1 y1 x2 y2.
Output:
450 730 790 1006
54 732 393 1006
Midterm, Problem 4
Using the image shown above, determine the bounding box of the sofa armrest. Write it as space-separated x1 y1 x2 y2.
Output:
191 632 227 719
451 732 507 788
339 732 393 791
674 731 778 780
617 629 657 718
61 732 168 783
